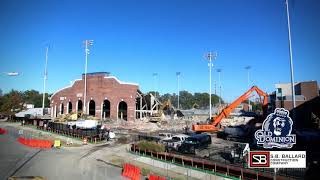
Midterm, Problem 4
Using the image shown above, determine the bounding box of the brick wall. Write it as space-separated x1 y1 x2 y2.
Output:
300 81 319 101
50 73 139 121
275 100 305 111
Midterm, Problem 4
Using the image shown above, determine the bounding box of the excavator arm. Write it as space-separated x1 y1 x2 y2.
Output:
192 86 268 132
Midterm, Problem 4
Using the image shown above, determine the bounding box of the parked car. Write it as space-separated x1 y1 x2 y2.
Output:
162 134 189 151
178 134 212 154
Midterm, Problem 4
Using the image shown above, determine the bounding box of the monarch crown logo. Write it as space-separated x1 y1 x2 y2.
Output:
255 108 296 148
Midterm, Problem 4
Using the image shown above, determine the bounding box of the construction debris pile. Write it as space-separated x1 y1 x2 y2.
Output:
55 113 99 122
220 116 254 127
102 117 194 133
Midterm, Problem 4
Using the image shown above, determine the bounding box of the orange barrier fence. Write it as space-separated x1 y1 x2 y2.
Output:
17 137 52 149
0 128 7 134
122 163 141 180
149 174 166 180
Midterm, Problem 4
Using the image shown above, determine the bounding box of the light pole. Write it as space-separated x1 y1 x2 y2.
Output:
176 72 181 109
83 40 94 115
152 73 158 98
42 46 49 115
217 69 222 107
245 66 251 111
285 0 296 109
205 51 217 119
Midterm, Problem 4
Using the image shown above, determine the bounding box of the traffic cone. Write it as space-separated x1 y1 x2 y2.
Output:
83 137 88 145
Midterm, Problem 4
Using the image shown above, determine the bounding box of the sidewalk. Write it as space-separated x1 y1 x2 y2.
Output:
1 122 232 179
0 122 89 147
93 144 232 180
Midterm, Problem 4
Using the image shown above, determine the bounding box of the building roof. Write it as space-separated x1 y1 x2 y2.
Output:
50 73 139 99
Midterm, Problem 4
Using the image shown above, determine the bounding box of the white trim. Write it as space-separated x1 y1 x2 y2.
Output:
51 79 82 99
87 101 90 115
60 103 64 115
104 76 139 86
52 76 138 101
54 105 57 118
67 102 69 114
101 102 103 119
76 100 78 114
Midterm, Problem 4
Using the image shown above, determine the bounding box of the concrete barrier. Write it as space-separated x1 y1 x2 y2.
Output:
0 128 7 134
122 163 141 180
17 137 52 149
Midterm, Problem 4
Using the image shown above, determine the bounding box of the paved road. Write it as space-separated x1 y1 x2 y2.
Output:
0 124 126 180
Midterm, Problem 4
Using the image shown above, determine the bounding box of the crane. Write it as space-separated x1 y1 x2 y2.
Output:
192 86 268 132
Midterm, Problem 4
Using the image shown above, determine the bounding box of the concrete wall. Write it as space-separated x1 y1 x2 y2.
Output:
275 83 293 96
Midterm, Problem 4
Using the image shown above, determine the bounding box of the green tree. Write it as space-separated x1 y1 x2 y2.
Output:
193 93 209 108
143 90 224 110
145 91 160 98
179 90 193 109
0 90 25 115
23 90 50 108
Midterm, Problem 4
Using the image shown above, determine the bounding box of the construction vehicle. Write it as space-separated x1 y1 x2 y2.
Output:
192 86 268 132
149 99 173 122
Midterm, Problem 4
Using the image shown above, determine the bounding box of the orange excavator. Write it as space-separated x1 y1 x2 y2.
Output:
192 86 268 132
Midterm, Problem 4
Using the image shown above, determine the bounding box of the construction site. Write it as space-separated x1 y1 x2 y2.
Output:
1 0 320 180
4 70 319 179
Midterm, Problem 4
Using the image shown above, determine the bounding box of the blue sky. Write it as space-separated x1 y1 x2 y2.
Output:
0 0 319 102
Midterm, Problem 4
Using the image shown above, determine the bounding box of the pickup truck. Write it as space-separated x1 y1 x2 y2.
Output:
161 134 189 151
138 133 173 142
158 133 173 141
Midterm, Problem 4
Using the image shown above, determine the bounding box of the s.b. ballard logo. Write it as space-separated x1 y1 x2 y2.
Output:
255 108 296 148
249 151 270 167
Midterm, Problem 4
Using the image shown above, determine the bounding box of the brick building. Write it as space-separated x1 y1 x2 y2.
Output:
269 80 319 111
50 72 139 121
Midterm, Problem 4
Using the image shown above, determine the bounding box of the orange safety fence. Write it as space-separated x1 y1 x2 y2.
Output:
122 163 141 180
17 137 52 149
149 174 166 180
0 128 7 134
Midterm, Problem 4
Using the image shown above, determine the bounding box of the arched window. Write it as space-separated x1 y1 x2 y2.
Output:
60 103 64 115
68 102 72 113
89 100 95 116
118 101 127 120
77 100 83 112
102 100 110 119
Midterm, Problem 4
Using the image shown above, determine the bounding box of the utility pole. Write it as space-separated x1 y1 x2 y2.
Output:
245 66 251 111
83 40 94 115
285 0 296 109
176 72 181 109
205 51 217 119
42 46 49 116
217 69 222 107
